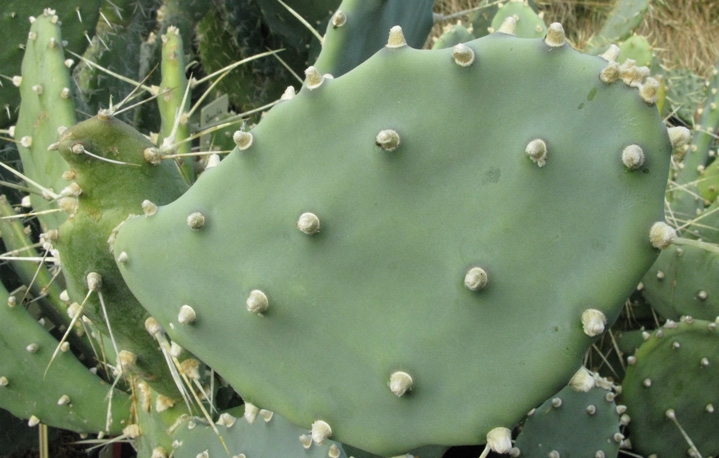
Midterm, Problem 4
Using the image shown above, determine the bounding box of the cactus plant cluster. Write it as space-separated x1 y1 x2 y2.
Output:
0 1 717 457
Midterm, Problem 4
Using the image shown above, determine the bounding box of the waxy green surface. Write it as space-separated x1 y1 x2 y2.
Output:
116 33 671 455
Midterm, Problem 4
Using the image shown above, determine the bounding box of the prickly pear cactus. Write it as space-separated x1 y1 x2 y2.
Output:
514 379 623 457
12 9 77 230
0 2 99 127
620 317 719 457
489 0 546 39
641 243 719 321
52 115 188 397
313 0 435 77
115 25 673 455
641 63 719 321
586 0 651 54
469 0 539 39
662 67 708 124
618 34 652 67
171 406 349 458
431 22 474 50
0 283 130 434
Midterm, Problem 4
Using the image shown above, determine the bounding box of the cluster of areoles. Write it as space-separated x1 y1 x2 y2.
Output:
599 46 659 105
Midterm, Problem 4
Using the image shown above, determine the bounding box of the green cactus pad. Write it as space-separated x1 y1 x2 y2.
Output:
620 318 719 457
0 195 84 344
490 1 546 39
13 9 77 230
641 243 719 321
0 2 99 128
0 283 130 434
618 35 652 67
662 67 707 125
116 31 671 455
171 406 348 458
431 22 475 50
587 0 650 54
53 115 188 397
73 0 159 126
313 0 435 77
514 381 622 457
469 0 539 39
693 66 719 202
698 159 719 204
342 442 448 458
157 26 193 182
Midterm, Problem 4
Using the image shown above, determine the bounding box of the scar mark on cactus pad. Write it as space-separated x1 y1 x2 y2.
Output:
480 167 501 185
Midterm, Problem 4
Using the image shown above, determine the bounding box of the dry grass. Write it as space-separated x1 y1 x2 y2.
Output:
637 0 719 77
433 0 719 77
